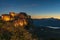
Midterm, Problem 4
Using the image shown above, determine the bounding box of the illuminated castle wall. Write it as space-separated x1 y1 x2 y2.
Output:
1 12 31 27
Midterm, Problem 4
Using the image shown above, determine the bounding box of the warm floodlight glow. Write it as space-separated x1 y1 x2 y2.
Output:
19 21 24 27
14 19 28 27
2 16 11 21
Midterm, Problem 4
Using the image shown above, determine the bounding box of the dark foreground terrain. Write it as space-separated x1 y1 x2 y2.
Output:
1 18 60 40
34 26 60 40
0 22 60 40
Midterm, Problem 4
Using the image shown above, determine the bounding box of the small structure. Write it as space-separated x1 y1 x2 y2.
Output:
1 12 16 22
1 14 11 21
18 12 28 19
9 12 16 17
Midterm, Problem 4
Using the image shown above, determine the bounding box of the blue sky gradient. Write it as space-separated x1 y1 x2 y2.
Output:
0 0 60 18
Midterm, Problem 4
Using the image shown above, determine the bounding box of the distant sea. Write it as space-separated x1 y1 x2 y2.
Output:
33 19 60 27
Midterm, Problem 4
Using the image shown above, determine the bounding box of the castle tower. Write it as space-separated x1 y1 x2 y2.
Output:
1 14 11 21
9 12 16 17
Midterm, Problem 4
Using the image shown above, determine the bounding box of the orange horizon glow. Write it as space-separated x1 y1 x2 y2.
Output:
31 16 60 19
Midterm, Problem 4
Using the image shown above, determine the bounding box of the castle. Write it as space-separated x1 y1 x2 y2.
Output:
1 12 32 27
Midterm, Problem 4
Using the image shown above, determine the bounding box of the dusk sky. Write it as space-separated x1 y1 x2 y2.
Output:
0 0 60 19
